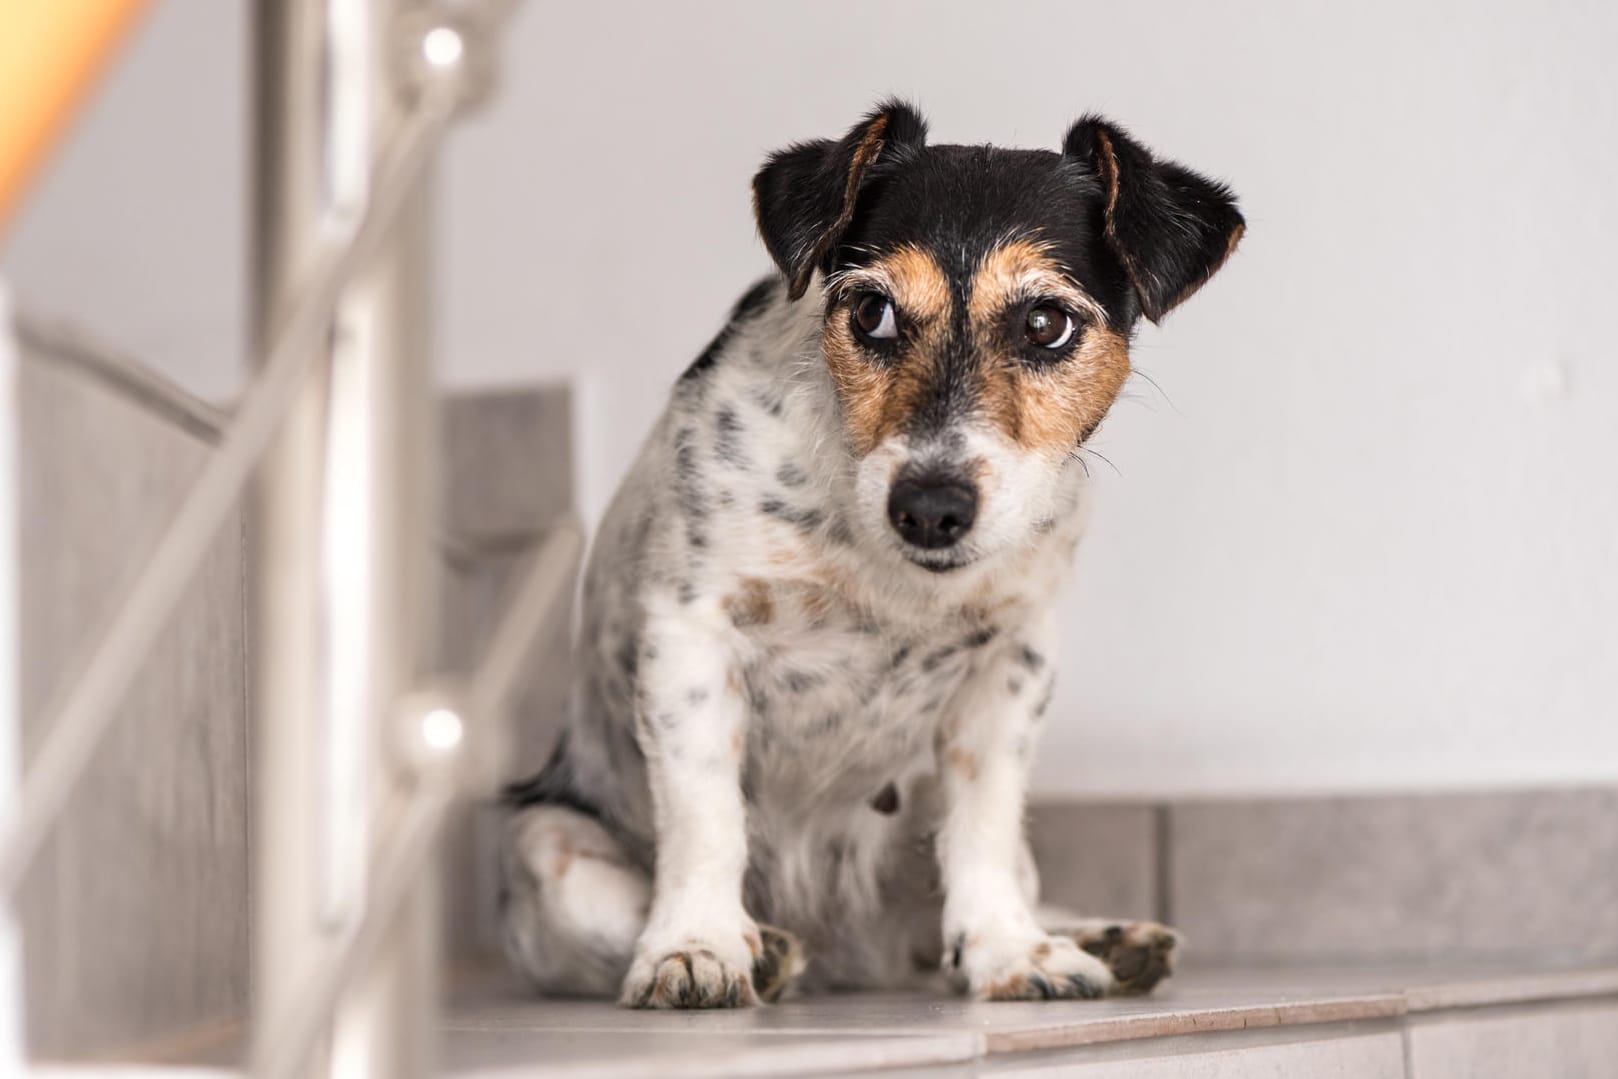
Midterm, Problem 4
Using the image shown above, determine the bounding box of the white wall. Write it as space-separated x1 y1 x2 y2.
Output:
4 0 1616 797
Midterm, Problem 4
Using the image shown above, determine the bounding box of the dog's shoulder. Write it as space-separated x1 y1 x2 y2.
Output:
679 274 789 384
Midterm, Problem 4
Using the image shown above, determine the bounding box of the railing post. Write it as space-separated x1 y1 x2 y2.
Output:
0 288 25 1072
251 2 438 1075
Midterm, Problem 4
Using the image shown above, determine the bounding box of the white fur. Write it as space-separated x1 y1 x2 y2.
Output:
501 276 1114 1004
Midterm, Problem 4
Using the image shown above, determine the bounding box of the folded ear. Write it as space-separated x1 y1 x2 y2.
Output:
1063 117 1245 324
753 99 929 300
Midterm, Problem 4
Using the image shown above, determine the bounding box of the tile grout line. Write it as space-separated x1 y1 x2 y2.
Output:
1153 803 1174 928
1399 1012 1418 1078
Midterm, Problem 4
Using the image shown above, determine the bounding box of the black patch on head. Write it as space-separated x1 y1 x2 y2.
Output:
681 275 779 381
921 645 958 672
1062 116 1245 323
814 137 1140 440
963 627 997 649
753 99 930 299
775 462 808 487
751 101 1242 444
870 782 901 816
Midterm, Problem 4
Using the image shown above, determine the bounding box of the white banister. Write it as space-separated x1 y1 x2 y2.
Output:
1 0 545 1071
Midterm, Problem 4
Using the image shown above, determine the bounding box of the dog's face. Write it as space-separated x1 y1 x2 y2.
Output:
753 102 1243 574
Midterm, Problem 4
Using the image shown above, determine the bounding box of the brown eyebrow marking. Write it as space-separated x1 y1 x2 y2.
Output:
970 239 1131 454
822 246 953 455
966 238 1109 328
828 244 951 325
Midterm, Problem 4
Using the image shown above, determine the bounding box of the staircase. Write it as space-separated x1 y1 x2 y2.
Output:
8 312 1618 1077
2 4 1615 1077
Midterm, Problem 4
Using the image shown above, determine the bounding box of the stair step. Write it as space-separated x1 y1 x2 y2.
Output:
103 961 1618 1077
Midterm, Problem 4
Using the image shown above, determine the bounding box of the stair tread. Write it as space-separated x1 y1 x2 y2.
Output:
437 961 1618 1075
105 961 1618 1076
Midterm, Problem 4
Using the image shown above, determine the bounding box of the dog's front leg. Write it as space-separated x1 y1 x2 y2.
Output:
619 604 760 1009
936 619 1115 1001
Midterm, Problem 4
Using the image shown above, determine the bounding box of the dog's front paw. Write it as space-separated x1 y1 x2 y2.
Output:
620 924 762 1009
1052 919 1180 996
947 929 1115 1002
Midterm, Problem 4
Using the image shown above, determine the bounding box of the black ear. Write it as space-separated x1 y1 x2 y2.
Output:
1062 117 1244 324
753 99 929 300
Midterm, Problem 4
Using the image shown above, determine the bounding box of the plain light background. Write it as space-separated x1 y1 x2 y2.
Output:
3 0 1616 797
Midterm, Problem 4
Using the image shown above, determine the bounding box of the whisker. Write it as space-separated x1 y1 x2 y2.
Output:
1081 446 1122 477
1129 368 1181 415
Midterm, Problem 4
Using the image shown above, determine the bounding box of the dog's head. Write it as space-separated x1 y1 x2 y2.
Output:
753 100 1243 575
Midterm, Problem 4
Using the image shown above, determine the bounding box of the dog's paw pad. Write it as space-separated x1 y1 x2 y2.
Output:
1057 920 1180 996
750 924 808 1003
620 948 756 1009
955 933 1114 1002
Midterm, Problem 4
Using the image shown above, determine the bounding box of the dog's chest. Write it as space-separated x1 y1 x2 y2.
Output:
728 570 1016 803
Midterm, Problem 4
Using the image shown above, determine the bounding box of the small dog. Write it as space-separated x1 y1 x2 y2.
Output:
501 100 1242 1008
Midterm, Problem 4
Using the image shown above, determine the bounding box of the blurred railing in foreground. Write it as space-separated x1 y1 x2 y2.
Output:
0 2 575 1075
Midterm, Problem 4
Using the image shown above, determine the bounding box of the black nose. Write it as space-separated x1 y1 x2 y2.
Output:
887 476 978 549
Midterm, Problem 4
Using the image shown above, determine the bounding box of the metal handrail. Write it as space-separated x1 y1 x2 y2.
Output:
253 519 581 1079
3 2 568 1073
253 782 453 1079
0 79 457 901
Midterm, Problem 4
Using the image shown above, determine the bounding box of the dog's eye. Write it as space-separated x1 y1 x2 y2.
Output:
852 293 898 341
1025 305 1075 349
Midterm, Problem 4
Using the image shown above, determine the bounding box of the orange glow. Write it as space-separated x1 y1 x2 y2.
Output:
0 0 151 234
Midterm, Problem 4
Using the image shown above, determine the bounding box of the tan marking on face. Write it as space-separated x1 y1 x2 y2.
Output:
948 747 979 782
967 239 1106 327
822 245 953 455
724 578 774 628
825 240 1129 456
969 240 1131 453
726 670 743 696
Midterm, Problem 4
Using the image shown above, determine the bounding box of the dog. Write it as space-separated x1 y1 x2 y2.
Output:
500 100 1243 1008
